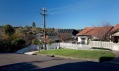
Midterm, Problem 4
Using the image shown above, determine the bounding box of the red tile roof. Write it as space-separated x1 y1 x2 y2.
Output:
110 24 119 33
77 26 113 39
77 27 93 35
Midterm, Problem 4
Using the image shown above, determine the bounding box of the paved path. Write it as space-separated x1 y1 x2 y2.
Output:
108 51 119 64
112 51 119 57
0 53 119 71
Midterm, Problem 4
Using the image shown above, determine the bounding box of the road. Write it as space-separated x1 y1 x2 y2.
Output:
0 53 119 71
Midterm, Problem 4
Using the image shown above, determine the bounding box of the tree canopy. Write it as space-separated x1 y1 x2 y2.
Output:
3 24 15 36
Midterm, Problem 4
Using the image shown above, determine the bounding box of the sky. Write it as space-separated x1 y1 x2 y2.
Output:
0 0 119 29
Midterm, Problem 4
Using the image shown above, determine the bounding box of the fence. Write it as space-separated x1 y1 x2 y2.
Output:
89 41 114 49
48 42 119 51
47 43 59 49
17 41 119 53
60 43 91 50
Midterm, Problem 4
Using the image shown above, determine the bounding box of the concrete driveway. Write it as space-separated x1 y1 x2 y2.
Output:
0 53 119 71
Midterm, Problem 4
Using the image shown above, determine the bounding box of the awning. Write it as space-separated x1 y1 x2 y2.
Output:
112 32 119 36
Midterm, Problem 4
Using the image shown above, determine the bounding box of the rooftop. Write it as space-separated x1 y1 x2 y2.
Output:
110 24 119 33
77 26 113 39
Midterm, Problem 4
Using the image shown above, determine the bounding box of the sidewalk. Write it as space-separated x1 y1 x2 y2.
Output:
24 51 38 55
16 45 39 54
106 51 119 64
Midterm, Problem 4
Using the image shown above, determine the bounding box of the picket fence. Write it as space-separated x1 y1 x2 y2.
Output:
17 41 119 54
89 41 115 49
59 43 91 50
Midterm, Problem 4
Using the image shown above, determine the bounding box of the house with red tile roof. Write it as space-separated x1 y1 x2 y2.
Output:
110 24 119 43
76 26 113 44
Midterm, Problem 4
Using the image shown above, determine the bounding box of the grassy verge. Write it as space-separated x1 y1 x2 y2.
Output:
36 49 114 61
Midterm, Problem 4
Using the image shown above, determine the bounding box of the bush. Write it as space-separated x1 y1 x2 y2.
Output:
11 38 26 51
11 38 25 45
0 40 4 52
32 39 41 45
0 40 11 52
0 38 27 52
99 57 114 62
91 39 100 41
91 47 111 51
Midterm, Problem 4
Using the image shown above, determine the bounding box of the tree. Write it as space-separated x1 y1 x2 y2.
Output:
3 24 15 37
36 27 40 33
99 23 112 41
32 39 41 51
24 25 31 30
91 23 112 41
59 33 72 42
11 38 26 51
32 22 36 27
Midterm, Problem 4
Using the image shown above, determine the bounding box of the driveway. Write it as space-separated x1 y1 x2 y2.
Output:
0 53 119 71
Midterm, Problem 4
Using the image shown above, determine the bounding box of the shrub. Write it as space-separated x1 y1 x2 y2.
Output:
99 57 114 62
11 38 26 51
0 38 26 52
0 40 3 52
91 47 111 51
11 38 25 45
3 24 15 36
32 39 41 45
0 40 11 52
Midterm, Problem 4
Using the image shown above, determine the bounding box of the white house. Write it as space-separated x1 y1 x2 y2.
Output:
77 26 113 45
77 35 89 44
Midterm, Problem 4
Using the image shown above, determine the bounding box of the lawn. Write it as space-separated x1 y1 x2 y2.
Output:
37 49 114 60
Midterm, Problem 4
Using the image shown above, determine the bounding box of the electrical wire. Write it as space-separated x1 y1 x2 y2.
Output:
49 0 102 12
47 0 105 15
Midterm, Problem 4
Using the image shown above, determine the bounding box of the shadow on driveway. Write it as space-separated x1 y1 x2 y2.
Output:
0 61 119 71
0 53 119 71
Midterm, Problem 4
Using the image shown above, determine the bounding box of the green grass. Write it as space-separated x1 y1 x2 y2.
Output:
37 49 114 59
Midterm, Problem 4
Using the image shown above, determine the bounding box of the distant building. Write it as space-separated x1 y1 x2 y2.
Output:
47 32 59 42
36 29 79 42
55 29 79 42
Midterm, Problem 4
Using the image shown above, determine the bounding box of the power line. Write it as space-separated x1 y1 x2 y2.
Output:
48 0 86 12
49 0 99 11
48 0 104 15
23 0 104 15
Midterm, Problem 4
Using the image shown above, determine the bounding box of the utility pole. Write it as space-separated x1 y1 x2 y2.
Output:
41 7 47 50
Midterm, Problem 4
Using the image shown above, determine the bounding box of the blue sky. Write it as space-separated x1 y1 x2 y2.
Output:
0 0 119 29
